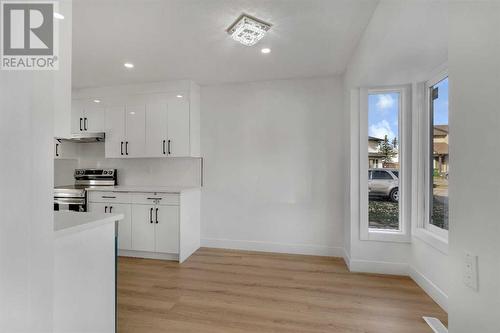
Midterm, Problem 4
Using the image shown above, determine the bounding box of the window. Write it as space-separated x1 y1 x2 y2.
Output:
367 92 401 231
360 86 410 242
428 77 449 232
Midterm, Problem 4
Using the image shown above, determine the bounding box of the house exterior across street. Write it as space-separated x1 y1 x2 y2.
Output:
433 125 449 175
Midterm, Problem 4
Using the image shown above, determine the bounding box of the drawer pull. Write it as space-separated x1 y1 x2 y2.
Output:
102 196 116 199
147 197 162 200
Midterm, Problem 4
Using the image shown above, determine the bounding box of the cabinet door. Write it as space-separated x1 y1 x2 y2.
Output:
71 101 85 133
131 205 155 252
167 98 190 156
87 202 108 214
84 106 105 132
125 105 146 157
154 205 179 254
145 103 168 157
108 204 132 251
105 106 126 158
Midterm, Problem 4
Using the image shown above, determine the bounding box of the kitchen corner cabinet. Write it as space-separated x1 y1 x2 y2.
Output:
87 189 199 263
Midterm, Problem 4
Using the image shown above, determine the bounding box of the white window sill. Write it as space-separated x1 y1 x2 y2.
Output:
413 228 448 254
363 229 411 243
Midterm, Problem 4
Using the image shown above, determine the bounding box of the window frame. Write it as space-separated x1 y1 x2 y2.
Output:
359 86 411 243
424 72 449 239
412 68 449 254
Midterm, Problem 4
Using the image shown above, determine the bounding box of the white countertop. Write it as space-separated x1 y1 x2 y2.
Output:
85 185 201 193
54 211 124 238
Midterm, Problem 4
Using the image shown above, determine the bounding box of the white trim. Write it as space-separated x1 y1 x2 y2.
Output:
342 248 351 270
348 258 409 276
118 250 179 261
201 238 344 257
359 86 412 243
413 228 449 255
409 266 448 312
423 317 448 333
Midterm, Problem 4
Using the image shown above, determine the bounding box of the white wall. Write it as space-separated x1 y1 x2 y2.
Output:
0 74 54 331
200 77 345 256
54 142 202 187
343 0 449 308
448 2 500 331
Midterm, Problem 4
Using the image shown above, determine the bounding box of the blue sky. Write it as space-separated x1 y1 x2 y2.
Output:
368 77 449 141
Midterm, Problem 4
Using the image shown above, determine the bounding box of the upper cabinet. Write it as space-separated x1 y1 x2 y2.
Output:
72 100 105 133
73 80 201 159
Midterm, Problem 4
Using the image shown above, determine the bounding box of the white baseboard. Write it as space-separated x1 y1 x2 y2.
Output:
409 266 448 312
201 238 344 257
348 258 409 276
342 248 351 270
119 250 179 261
423 317 448 333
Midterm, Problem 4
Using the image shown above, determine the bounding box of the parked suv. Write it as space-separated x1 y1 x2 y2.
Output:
368 168 399 202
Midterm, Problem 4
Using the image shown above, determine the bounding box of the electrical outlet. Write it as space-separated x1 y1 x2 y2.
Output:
463 252 478 291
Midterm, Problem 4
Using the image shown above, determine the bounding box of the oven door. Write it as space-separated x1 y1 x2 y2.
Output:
54 197 86 212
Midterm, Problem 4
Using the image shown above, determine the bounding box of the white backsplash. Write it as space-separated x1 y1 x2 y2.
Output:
54 142 202 187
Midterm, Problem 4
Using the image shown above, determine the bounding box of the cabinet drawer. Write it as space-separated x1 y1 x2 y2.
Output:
131 193 180 205
88 191 131 204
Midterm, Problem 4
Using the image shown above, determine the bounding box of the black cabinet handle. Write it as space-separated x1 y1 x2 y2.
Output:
109 206 113 213
155 208 158 224
120 141 123 155
105 206 108 213
146 197 162 201
79 118 83 131
126 141 129 155
55 143 59 157
84 117 88 131
163 140 166 154
168 139 171 155
149 208 153 223
102 196 116 199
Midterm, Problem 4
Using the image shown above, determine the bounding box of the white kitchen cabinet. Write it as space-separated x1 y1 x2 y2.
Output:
89 202 132 251
104 106 126 158
154 205 179 254
73 81 201 158
54 139 77 160
104 105 145 158
125 105 146 157
145 103 168 157
87 189 199 262
131 204 156 252
72 101 105 133
167 97 190 157
145 98 191 157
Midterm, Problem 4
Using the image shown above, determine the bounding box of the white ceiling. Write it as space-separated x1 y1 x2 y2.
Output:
72 0 378 89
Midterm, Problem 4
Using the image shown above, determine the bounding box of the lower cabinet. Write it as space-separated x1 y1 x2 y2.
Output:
88 193 180 257
88 202 133 251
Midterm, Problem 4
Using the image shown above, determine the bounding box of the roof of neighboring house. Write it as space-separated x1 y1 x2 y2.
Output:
368 136 384 142
434 125 449 137
433 142 448 155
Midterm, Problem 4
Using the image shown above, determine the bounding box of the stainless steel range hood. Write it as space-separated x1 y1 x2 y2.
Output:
59 132 105 143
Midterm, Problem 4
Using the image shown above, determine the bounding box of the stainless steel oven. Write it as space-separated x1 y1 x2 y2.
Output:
54 169 117 212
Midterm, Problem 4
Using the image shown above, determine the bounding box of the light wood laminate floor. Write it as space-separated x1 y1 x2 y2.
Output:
118 248 447 333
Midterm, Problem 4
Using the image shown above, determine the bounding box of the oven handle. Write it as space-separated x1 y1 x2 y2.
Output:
54 198 86 205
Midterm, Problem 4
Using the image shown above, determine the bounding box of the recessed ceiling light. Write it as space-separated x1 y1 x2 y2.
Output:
176 94 183 98
93 99 101 103
261 48 271 54
54 12 64 20
227 14 272 46
124 62 134 69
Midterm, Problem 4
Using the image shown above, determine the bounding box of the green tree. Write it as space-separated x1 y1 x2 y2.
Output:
378 135 398 163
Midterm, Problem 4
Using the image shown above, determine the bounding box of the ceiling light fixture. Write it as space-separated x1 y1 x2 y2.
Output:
176 94 183 98
227 14 271 46
54 12 64 20
93 99 101 103
124 62 134 69
261 48 271 54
